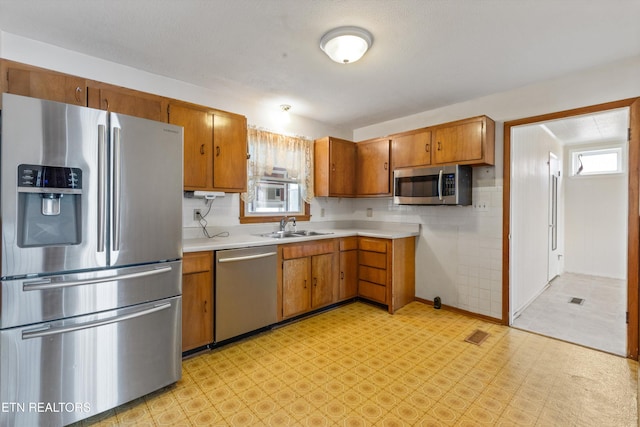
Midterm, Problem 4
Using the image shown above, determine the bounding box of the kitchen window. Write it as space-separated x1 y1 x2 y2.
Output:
570 145 624 176
240 127 314 223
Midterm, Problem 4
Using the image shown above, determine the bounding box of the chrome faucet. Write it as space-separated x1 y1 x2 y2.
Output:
279 216 296 232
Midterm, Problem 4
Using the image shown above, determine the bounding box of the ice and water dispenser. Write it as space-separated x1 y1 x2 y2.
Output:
17 164 83 247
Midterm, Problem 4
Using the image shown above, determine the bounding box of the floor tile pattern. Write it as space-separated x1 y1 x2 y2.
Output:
78 301 637 426
512 273 626 355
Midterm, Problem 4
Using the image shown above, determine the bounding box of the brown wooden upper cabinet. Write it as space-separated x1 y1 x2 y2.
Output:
1 60 87 107
314 136 356 197
87 82 168 122
432 115 495 166
168 102 247 192
391 129 432 169
356 138 391 196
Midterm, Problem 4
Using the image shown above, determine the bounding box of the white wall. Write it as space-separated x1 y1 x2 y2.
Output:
0 32 351 141
352 55 640 320
563 142 628 279
510 125 563 315
3 29 640 319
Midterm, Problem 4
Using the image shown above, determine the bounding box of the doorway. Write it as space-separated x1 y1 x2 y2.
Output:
503 98 640 360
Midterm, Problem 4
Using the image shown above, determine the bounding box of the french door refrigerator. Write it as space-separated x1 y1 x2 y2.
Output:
0 93 183 427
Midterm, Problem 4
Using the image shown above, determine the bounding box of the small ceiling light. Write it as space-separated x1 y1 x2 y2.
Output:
320 26 373 64
279 104 291 123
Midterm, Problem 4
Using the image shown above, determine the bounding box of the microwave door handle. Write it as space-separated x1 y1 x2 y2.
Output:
438 170 443 201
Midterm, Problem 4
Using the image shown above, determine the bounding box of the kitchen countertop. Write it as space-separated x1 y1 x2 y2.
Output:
183 221 420 252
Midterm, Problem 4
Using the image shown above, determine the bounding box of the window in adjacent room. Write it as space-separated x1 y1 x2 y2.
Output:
240 127 314 223
570 145 624 176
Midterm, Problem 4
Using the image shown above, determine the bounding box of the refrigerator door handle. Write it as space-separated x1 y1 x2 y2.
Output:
98 124 107 252
22 265 172 291
21 302 172 339
112 126 122 252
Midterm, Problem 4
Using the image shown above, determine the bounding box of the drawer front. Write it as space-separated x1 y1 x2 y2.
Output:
282 240 336 259
359 265 387 286
359 238 388 253
183 252 212 274
339 237 358 251
359 251 387 269
358 280 386 303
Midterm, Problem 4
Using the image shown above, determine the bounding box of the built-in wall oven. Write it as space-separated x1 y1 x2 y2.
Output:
393 164 472 205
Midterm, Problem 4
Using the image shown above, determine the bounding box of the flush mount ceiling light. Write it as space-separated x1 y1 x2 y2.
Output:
319 26 373 64
280 104 291 112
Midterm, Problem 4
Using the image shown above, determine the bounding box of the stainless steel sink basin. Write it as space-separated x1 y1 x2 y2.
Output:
259 230 333 239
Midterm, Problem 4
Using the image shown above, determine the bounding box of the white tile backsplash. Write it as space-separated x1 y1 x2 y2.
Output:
184 181 504 321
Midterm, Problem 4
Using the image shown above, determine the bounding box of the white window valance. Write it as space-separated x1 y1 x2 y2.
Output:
241 127 314 204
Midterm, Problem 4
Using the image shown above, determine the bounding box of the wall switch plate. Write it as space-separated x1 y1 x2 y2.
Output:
366 208 373 217
193 209 202 221
473 201 489 212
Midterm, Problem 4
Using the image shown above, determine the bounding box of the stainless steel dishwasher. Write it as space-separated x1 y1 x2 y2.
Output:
215 245 278 342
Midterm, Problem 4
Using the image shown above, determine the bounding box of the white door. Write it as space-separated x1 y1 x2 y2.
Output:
548 152 561 281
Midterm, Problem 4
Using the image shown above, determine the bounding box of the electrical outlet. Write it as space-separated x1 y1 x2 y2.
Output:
193 209 202 221
472 201 489 212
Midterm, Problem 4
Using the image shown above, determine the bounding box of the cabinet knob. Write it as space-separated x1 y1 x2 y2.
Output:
383 162 388 170
303 279 307 289
75 87 83 103
200 144 205 155
203 300 207 313
313 278 317 287
216 146 221 157
331 163 336 172
437 141 442 150
104 98 109 110
425 144 430 153
340 272 344 280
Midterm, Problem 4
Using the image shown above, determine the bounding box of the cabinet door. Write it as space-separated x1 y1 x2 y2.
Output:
182 252 213 352
356 138 391 196
4 63 86 106
392 130 431 169
169 104 213 190
339 250 358 300
212 113 248 192
311 253 334 308
330 139 356 196
89 86 167 122
282 257 310 318
433 121 483 164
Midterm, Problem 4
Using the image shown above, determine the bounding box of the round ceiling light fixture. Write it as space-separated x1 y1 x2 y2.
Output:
319 26 373 64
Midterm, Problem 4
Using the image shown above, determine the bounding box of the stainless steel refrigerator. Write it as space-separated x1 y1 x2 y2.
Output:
0 93 183 426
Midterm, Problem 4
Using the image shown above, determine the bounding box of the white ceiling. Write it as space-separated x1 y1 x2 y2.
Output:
0 0 639 130
541 109 629 146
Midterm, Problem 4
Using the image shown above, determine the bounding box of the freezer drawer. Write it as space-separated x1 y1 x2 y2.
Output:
0 261 182 329
0 296 182 427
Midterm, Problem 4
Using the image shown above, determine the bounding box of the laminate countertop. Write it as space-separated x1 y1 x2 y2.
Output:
183 221 420 252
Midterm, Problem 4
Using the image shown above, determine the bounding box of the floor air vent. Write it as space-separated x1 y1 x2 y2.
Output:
569 297 585 305
464 329 490 345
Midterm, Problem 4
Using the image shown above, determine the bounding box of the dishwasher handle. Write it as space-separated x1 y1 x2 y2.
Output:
217 251 277 264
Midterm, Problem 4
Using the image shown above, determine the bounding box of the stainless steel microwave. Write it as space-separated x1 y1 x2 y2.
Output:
393 165 472 205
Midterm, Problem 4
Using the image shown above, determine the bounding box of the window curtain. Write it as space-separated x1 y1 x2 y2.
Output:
241 127 314 203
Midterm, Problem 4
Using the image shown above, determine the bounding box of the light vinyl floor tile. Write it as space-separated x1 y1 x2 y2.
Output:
78 301 637 426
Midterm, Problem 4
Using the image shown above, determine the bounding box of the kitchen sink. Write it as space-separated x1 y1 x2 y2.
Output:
260 230 333 239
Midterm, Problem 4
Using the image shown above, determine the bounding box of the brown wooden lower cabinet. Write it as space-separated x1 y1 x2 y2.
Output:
279 239 339 320
181 251 214 352
338 237 358 301
358 236 415 314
